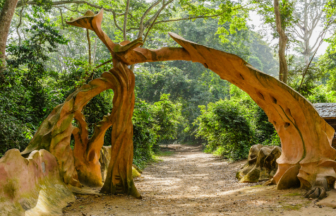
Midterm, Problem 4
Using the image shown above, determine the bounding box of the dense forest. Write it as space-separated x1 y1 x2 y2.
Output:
1 0 336 168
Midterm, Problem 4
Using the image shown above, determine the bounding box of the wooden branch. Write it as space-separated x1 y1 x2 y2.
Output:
144 0 174 27
138 0 161 38
112 11 123 31
274 0 285 37
274 0 288 83
59 8 64 29
298 37 324 93
56 5 83 13
123 0 130 41
143 8 161 45
87 29 91 65
95 59 113 69
152 8 243 26
292 28 304 40
16 3 25 46
17 0 115 12
92 37 97 65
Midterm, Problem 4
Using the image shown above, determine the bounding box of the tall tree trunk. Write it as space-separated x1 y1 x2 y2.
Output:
278 36 288 83
274 0 289 83
0 0 18 73
303 0 310 66
0 0 19 73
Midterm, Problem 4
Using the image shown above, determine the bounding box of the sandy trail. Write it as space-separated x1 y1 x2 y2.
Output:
63 144 336 216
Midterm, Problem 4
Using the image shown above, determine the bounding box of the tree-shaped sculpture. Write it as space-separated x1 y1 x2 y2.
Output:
22 10 336 199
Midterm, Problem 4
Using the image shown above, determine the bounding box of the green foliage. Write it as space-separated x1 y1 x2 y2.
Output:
307 85 336 103
152 94 184 142
4 0 332 170
0 9 68 156
319 35 336 91
287 55 325 97
194 85 279 161
133 99 158 169
132 94 183 168
252 0 296 38
194 99 254 160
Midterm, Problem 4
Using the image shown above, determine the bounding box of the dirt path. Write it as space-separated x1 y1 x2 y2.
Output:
63 144 336 216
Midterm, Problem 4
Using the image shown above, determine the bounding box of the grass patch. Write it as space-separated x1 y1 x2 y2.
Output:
282 204 303 211
152 150 175 162
213 146 226 156
133 150 175 172
152 154 163 162
284 192 301 196
155 150 175 157
250 185 263 188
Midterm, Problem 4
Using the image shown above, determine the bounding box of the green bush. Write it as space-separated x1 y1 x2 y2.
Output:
132 94 183 168
307 85 336 103
194 84 280 161
194 99 254 160
132 99 158 169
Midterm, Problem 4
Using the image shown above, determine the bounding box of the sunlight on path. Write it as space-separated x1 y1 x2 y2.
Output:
63 144 336 216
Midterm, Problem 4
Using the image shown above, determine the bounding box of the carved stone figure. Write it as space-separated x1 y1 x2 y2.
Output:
237 144 281 183
21 9 336 199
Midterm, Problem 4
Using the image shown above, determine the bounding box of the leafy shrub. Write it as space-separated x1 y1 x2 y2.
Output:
132 100 158 169
132 94 183 168
194 99 254 161
151 94 184 147
255 107 278 144
307 85 336 103
194 84 280 160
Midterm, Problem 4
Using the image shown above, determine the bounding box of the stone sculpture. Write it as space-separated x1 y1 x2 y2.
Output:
0 149 74 215
21 9 336 199
236 144 281 183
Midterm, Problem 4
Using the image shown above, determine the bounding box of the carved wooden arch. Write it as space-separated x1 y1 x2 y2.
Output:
23 9 336 199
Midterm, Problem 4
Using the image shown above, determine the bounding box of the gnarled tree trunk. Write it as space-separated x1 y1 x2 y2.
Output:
0 0 19 73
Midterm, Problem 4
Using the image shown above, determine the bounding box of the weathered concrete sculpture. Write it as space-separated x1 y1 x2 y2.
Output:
167 34 336 199
0 149 74 215
21 72 115 187
21 9 336 199
236 144 281 183
100 146 141 182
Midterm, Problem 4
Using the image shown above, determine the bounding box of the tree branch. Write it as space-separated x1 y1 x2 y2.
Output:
112 11 123 31
138 0 161 38
143 8 161 44
144 0 174 28
298 37 324 93
154 13 227 25
123 0 130 40
87 29 91 65
95 59 113 69
274 0 285 38
17 0 115 12
16 2 25 46
58 8 64 29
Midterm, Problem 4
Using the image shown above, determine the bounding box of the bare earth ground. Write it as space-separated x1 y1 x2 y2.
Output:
63 144 336 216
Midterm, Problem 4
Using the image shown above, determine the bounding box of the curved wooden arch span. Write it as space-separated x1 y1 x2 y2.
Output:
23 9 336 199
